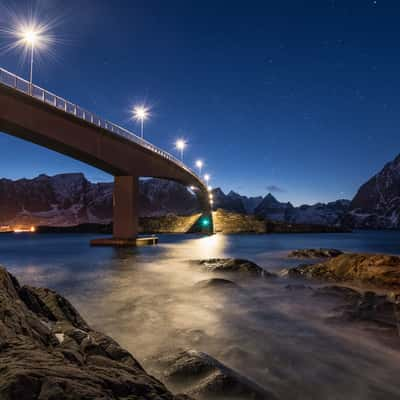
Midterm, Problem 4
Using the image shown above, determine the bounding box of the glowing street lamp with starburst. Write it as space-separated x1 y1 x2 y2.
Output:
132 105 150 139
14 22 51 92
175 139 187 162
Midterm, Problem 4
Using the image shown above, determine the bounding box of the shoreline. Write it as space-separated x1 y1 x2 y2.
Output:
1 247 400 399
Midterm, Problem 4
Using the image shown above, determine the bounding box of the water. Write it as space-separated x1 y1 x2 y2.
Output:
1 231 400 399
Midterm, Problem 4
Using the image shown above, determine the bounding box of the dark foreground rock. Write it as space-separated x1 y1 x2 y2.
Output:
193 278 239 290
339 291 400 330
288 248 343 259
313 285 361 302
0 266 191 400
288 253 400 290
305 284 400 335
150 349 276 400
192 258 274 278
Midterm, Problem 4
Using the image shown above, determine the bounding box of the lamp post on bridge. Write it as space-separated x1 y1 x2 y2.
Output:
132 106 150 139
196 160 203 176
175 139 186 162
18 26 44 95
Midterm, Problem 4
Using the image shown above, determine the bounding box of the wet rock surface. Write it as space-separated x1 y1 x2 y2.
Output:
287 283 400 336
0 266 191 400
149 349 277 400
287 253 400 290
313 285 361 302
288 248 343 259
338 291 400 331
192 258 275 278
193 278 239 290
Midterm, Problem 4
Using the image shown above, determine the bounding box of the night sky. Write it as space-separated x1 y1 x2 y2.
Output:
0 0 399 205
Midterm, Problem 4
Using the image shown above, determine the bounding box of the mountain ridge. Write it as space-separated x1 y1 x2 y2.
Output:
2 152 400 229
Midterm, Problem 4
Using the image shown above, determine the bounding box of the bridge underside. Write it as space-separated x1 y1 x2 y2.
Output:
0 82 213 243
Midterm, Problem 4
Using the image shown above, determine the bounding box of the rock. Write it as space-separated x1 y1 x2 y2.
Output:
194 278 239 290
0 266 192 400
173 329 210 347
152 349 277 400
212 209 266 233
342 291 400 329
349 153 400 229
23 286 90 331
193 258 275 278
310 285 400 334
286 264 314 278
288 248 343 259
284 284 312 292
287 253 400 290
313 285 361 302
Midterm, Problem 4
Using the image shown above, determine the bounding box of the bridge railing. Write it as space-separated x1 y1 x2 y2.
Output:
0 67 201 183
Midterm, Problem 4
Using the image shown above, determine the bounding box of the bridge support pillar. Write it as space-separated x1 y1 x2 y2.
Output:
113 176 139 240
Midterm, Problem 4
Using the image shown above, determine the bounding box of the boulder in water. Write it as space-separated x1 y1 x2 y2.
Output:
193 258 275 278
313 285 361 302
194 278 239 290
341 291 400 330
288 248 343 259
152 349 277 400
287 253 400 290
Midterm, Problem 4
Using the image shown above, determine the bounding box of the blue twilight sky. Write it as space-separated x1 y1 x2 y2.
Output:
0 0 399 205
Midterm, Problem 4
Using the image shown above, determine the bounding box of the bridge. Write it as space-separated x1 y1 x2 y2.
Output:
0 67 212 244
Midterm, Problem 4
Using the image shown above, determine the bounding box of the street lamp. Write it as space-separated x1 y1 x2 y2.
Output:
175 139 186 161
195 160 203 175
17 24 46 94
204 174 210 184
132 106 149 139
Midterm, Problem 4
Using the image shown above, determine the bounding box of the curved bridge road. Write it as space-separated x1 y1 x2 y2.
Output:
0 67 211 242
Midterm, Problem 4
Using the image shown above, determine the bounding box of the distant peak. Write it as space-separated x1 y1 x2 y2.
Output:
212 187 225 195
53 173 85 179
36 174 50 179
265 193 277 200
227 190 241 198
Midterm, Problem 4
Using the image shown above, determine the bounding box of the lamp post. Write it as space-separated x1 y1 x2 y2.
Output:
19 28 41 95
132 106 149 139
175 139 186 162
196 160 203 175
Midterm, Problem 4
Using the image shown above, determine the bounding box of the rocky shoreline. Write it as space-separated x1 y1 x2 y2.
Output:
287 250 400 292
285 248 400 337
0 264 277 400
2 250 400 399
0 266 192 400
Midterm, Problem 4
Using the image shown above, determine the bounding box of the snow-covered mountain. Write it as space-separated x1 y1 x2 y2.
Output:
213 189 350 227
227 191 263 214
253 194 350 226
212 189 263 214
0 174 199 227
286 200 351 226
212 189 246 214
347 153 400 229
254 194 294 221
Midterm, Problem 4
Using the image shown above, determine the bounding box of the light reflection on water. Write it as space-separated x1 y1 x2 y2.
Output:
1 231 400 399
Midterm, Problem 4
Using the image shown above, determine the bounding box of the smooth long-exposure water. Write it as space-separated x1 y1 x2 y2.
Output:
1 231 400 399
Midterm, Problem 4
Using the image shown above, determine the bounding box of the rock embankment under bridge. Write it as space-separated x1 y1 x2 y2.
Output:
36 209 349 235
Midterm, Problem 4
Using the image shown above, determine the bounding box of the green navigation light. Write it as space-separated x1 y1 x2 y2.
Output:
202 218 210 227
